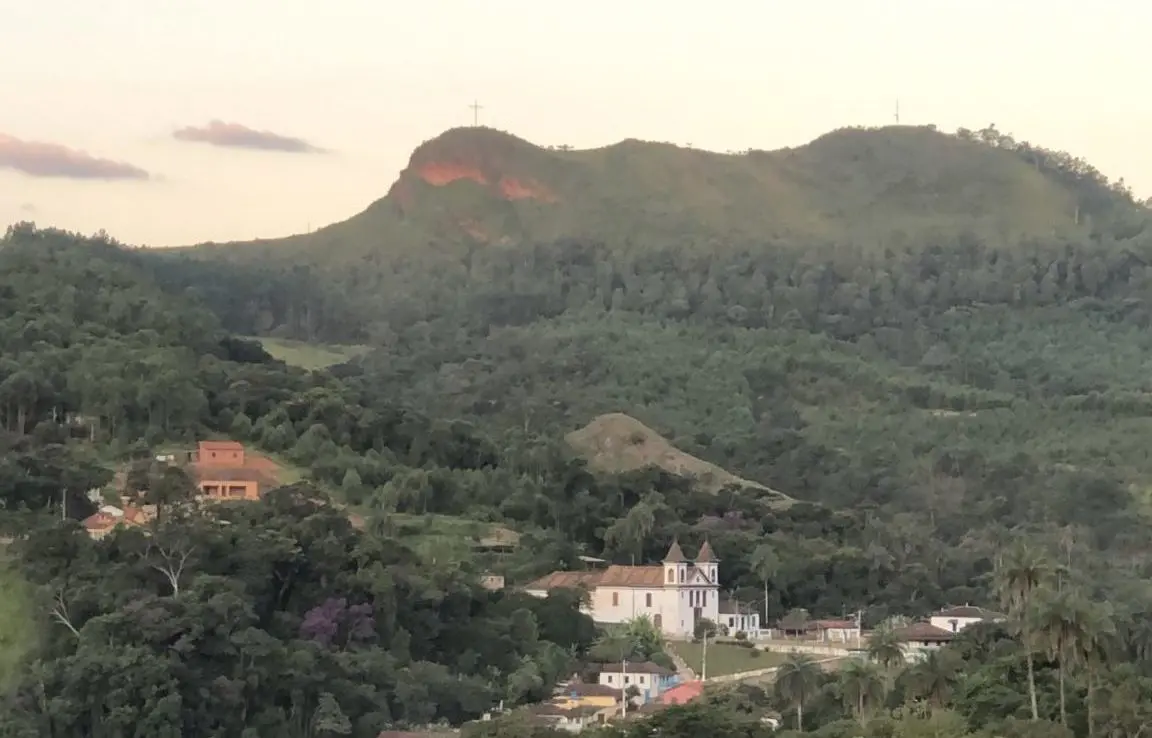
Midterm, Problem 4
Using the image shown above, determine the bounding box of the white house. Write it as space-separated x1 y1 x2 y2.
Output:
595 661 678 703
928 605 1005 634
524 541 721 637
718 598 761 635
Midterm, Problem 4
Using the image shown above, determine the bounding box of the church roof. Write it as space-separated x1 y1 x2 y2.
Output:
663 539 687 562
527 563 712 591
696 540 718 563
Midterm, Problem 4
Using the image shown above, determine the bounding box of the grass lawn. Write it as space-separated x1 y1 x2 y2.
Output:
246 336 369 371
0 551 35 691
672 641 787 677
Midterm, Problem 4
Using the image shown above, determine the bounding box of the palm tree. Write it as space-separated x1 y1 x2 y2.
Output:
749 543 780 627
837 659 886 725
774 652 823 732
1078 604 1116 738
867 623 906 671
995 542 1048 720
1034 588 1091 728
903 649 962 710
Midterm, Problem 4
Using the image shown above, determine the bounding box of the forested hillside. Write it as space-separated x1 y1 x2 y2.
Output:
141 124 1152 626
9 121 1152 735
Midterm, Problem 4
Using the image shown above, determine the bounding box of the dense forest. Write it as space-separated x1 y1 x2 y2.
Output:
6 123 1152 735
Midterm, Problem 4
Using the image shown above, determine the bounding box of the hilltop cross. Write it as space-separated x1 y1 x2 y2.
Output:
470 100 483 127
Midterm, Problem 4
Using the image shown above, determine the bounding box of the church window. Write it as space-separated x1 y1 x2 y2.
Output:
679 569 685 583
646 593 652 607
667 569 674 583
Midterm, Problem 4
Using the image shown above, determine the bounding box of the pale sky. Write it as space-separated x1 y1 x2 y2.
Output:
2 0 1150 247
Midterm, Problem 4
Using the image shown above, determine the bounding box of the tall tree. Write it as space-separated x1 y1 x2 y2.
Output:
1035 588 1091 728
996 542 1049 720
837 658 886 725
773 652 823 732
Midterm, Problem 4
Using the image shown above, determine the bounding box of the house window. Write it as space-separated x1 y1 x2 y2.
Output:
211 452 216 458
624 676 630 685
728 617 735 627
646 593 652 608
949 619 958 632
612 592 619 606
606 675 613 683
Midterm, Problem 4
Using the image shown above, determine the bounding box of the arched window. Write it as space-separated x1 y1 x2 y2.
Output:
667 569 674 583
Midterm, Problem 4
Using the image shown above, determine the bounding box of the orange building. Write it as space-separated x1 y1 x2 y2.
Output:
190 441 278 502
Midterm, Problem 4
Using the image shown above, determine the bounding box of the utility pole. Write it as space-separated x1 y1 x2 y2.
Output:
470 100 484 127
621 657 628 718
701 629 708 682
895 99 900 124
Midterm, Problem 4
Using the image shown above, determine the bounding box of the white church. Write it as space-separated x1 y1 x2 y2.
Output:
525 540 758 637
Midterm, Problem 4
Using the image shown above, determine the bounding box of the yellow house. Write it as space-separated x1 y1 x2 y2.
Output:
551 682 621 710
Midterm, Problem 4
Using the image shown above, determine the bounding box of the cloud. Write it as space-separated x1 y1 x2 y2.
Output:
173 120 324 153
0 133 150 180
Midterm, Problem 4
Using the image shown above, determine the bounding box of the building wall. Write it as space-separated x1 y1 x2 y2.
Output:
721 612 761 634
198 479 259 501
928 615 985 633
197 443 245 466
598 671 666 701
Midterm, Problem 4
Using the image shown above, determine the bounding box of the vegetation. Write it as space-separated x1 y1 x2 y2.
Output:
672 641 785 678
247 335 369 370
6 121 1152 735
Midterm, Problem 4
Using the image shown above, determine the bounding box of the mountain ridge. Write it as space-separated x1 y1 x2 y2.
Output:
189 123 1139 262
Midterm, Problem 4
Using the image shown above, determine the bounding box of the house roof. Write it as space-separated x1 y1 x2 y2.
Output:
696 540 718 563
718 598 752 615
199 440 244 451
524 570 602 591
595 661 674 676
659 681 704 705
934 605 1005 620
557 683 621 699
812 619 858 629
893 622 955 643
663 539 687 563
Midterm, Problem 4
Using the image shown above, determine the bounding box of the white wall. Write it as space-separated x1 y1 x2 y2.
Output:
929 615 985 633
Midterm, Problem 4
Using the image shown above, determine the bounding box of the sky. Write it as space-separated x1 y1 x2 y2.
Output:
2 0 1151 247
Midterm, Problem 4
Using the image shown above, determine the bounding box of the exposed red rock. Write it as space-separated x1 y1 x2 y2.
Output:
417 162 488 187
498 176 557 202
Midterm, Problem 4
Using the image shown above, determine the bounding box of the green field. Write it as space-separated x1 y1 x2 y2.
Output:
672 641 786 678
0 552 35 691
247 336 369 370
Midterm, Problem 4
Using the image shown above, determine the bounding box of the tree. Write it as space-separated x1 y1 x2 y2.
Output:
867 623 906 671
996 542 1049 720
749 543 780 626
773 652 823 732
902 649 961 710
837 658 886 725
1034 588 1091 728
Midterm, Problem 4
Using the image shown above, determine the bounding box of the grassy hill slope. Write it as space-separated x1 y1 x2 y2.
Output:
566 412 793 505
189 124 1108 263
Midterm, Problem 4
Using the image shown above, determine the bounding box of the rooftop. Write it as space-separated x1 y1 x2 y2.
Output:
934 605 1006 620
892 622 955 643
594 661 675 676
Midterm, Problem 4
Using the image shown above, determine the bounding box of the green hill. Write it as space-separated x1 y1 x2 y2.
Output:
189 124 1129 264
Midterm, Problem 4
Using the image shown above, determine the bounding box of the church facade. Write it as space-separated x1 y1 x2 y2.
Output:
524 541 720 638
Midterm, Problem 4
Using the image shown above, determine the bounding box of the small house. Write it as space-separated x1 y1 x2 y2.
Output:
929 605 1005 634
595 662 677 703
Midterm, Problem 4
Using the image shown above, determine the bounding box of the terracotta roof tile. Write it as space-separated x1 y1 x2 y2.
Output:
597 565 666 587
525 571 603 591
663 540 687 562
934 605 1004 619
893 622 955 643
695 540 718 563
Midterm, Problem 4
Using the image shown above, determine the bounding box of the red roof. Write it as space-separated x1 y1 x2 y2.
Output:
659 681 703 705
812 619 857 629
